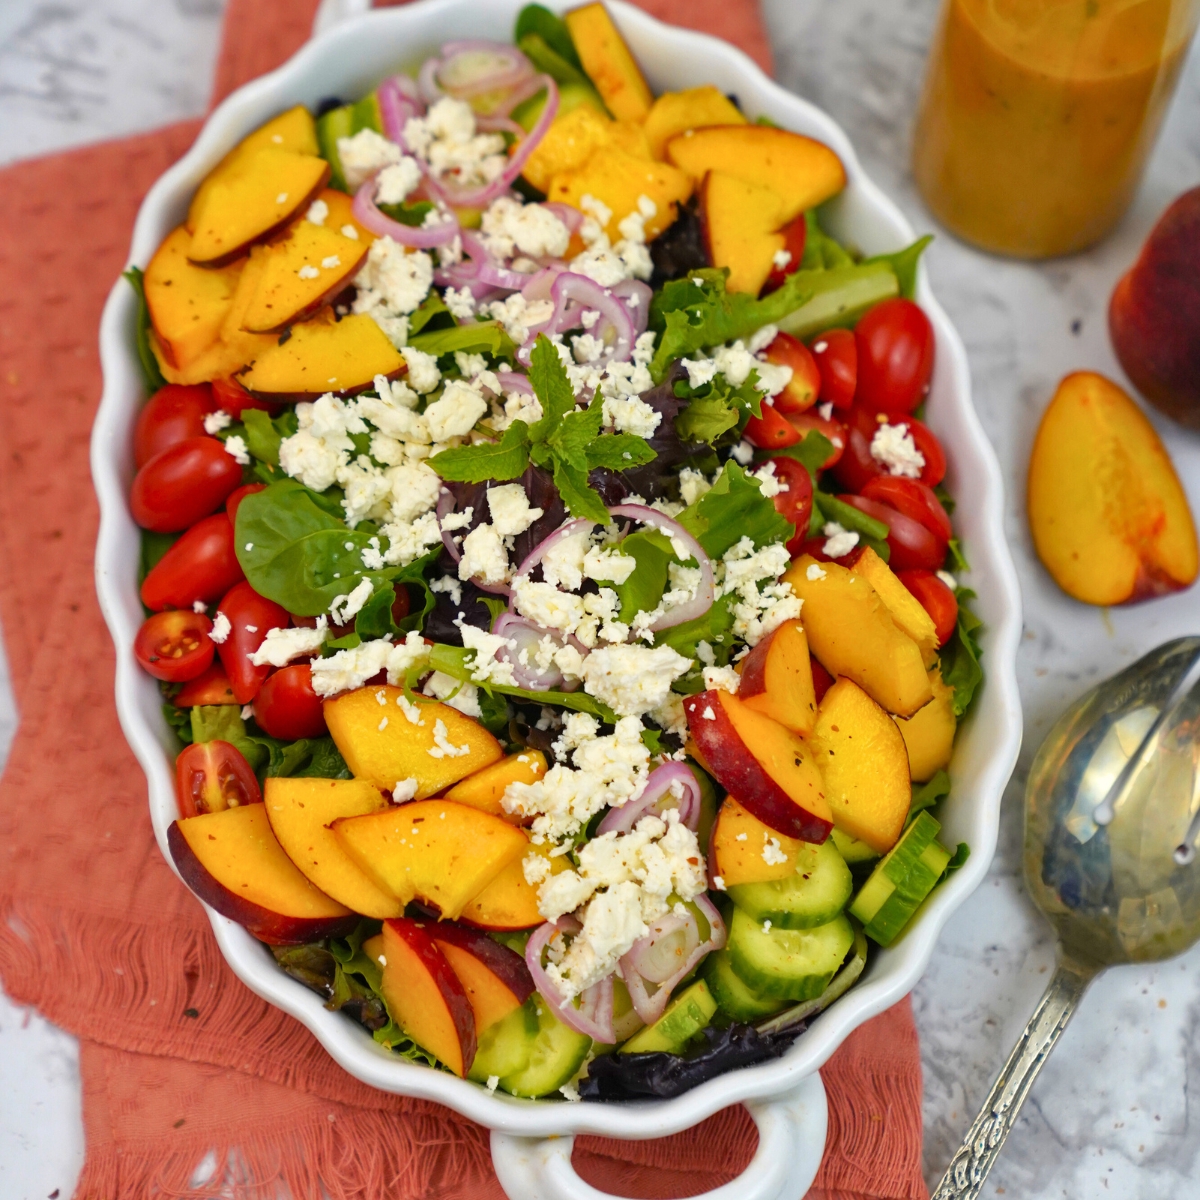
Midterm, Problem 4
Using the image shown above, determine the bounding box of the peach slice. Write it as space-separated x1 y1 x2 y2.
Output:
241 221 367 333
144 227 243 370
150 325 275 387
263 777 401 919
700 171 788 297
565 3 654 122
427 921 535 1036
810 678 911 854
310 186 376 245
331 799 528 920
894 669 956 783
188 147 330 267
1028 371 1198 605
708 796 807 888
168 804 356 945
854 547 939 667
783 555 932 717
187 105 319 233
643 86 746 160
459 840 569 930
378 918 476 1077
323 686 503 799
738 618 818 737
444 751 547 821
684 689 832 843
521 105 618 195
665 125 846 223
237 311 404 401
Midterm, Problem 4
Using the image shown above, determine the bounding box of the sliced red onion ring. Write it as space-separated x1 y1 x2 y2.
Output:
353 180 461 248
518 272 635 367
513 517 595 581
608 504 715 630
624 910 699 984
521 265 567 303
435 41 536 102
435 488 461 564
596 763 701 835
609 279 652 337
377 75 423 146
493 613 567 691
525 919 615 1042
496 369 534 395
542 202 584 235
620 895 727 1025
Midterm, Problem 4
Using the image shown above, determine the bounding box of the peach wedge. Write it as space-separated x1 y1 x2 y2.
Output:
1028 372 1198 605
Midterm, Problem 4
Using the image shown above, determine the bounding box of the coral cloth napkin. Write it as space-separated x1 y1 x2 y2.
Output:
0 1 928 1196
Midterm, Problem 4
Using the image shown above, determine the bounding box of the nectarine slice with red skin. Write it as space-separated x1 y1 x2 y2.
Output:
1028 371 1198 605
642 85 746 160
708 796 806 888
378 919 477 1078
428 921 534 1036
331 799 528 921
168 804 356 946
738 618 818 737
700 170 788 296
810 679 911 854
684 690 832 843
459 840 569 930
444 751 547 822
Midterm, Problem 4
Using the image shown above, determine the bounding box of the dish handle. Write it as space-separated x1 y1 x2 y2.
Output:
490 1072 827 1200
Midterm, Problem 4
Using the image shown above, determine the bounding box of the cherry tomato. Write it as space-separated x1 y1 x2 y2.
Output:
215 581 290 704
897 569 959 647
140 513 244 612
785 410 846 467
226 482 267 526
174 739 261 818
391 584 411 624
134 610 214 682
837 493 946 572
134 384 214 468
763 332 820 415
810 656 835 704
860 476 952 543
254 664 328 740
173 661 238 706
854 298 935 414
744 401 800 450
130 436 245 532
809 328 857 410
211 376 279 418
764 214 807 292
764 456 814 554
830 408 947 493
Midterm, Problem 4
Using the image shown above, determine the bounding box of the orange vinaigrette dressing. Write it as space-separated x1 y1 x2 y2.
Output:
913 0 1200 258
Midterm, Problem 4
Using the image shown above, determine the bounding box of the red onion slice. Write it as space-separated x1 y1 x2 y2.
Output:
609 279 652 337
596 762 701 835
493 612 568 691
624 910 699 984
377 75 423 146
542 202 584 235
435 488 462 564
517 271 635 367
435 41 536 102
525 919 615 1042
495 369 534 395
353 180 461 248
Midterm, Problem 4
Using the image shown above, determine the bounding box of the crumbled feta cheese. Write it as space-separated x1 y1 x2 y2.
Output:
430 574 462 608
401 347 442 394
341 224 359 240
482 291 555 344
717 536 802 646
306 198 329 226
443 286 476 321
487 483 543 536
378 511 444 567
223 435 250 466
459 623 517 686
297 264 320 280
602 393 660 438
937 570 958 590
192 600 207 614
772 249 792 270
249 619 328 667
203 410 231 434
209 611 231 644
374 156 423 205
393 777 418 802
818 402 833 420
730 439 754 466
678 467 713 507
486 1075 500 1092
321 255 341 269
423 670 483 718
712 875 726 891
308 630 430 696
762 834 788 866
579 644 692 718
427 718 471 759
329 577 374 626
480 196 570 260
337 128 403 190
806 562 827 581
458 523 510 586
822 521 860 559
870 422 925 478
424 380 488 441
748 324 778 354
353 236 433 318
751 461 786 499
559 1081 581 1102
403 97 507 189
704 665 741 694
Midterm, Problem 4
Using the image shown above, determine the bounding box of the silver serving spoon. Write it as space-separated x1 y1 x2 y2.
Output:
933 636 1200 1199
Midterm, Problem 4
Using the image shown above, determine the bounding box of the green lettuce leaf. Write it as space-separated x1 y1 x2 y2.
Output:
189 705 351 780
800 210 855 270
678 461 792 558
909 769 951 819
768 430 834 477
408 319 515 360
864 235 933 301
123 267 166 392
611 529 675 623
674 371 765 444
940 588 983 718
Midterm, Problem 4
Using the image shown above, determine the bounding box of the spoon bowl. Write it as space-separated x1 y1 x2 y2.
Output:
934 636 1200 1199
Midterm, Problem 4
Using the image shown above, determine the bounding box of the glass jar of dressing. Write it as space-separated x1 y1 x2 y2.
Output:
913 0 1200 258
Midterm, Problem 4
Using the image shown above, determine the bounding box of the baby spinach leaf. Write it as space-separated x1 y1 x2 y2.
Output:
940 588 983 718
241 408 298 467
678 462 791 558
123 267 166 393
515 3 583 69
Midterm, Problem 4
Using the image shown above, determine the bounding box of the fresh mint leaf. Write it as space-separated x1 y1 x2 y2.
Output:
553 457 610 524
430 420 531 483
678 462 792 558
409 319 514 360
544 395 604 471
528 333 577 437
586 433 658 471
123 267 166 392
940 588 983 718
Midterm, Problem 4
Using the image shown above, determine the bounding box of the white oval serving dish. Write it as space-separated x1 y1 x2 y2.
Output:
92 3 1023 1196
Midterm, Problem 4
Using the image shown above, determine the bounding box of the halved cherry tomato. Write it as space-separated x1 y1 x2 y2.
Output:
212 376 279 418
810 656 835 704
808 328 857 410
897 569 959 646
174 739 261 818
134 384 214 468
744 400 800 450
254 664 328 740
226 482 267 526
854 298 935 414
130 436 244 532
765 456 814 554
785 410 846 467
173 661 238 706
764 213 807 292
140 513 244 612
133 610 214 682
831 408 947 492
861 476 952 543
763 332 820 415
391 584 411 623
214 581 290 704
837 493 946 572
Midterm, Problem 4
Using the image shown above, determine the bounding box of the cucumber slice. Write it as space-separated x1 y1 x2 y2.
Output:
727 908 854 1001
498 995 592 1098
703 949 787 1021
849 811 953 946
831 827 880 865
756 924 868 1034
316 92 384 193
619 980 716 1055
467 1000 539 1083
726 838 852 929
511 79 604 133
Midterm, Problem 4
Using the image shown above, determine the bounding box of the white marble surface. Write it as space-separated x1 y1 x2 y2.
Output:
1 1 1199 1197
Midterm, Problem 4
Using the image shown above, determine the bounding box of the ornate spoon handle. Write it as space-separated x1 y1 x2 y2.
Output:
931 954 1099 1200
